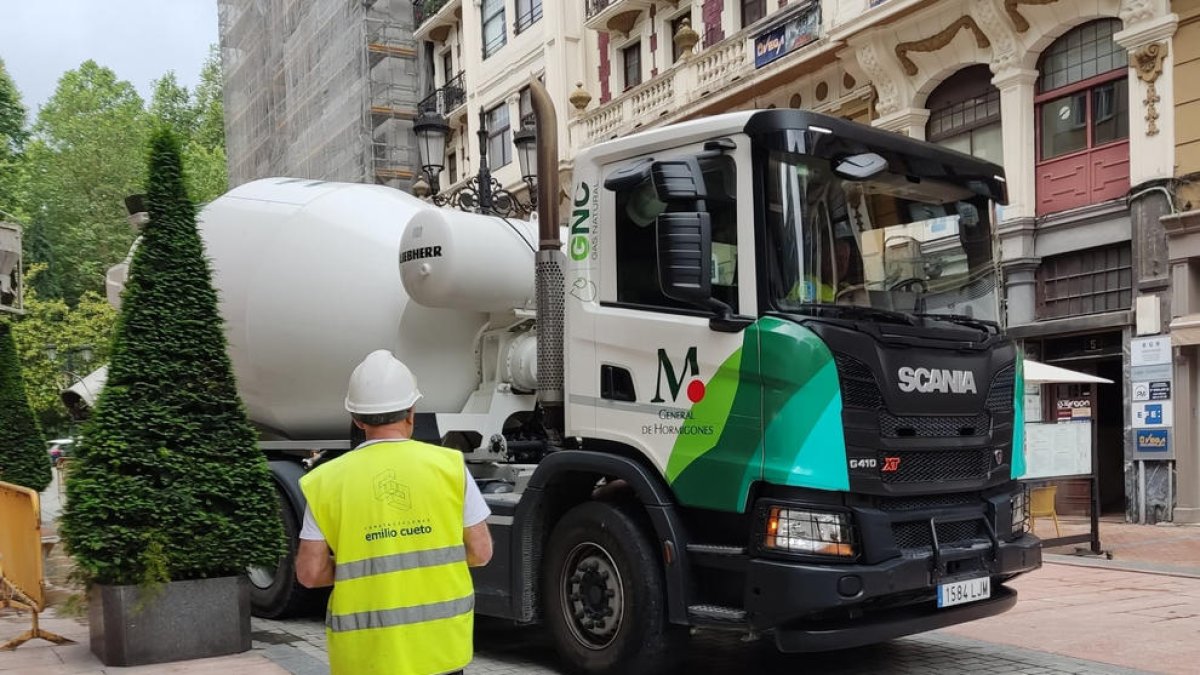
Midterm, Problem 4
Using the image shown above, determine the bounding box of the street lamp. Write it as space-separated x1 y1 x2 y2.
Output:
414 108 536 217
44 343 93 389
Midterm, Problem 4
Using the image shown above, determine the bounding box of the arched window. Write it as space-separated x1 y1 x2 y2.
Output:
925 65 1002 164
1035 19 1129 215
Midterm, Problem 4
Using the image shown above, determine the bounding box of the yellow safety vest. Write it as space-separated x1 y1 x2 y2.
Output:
300 440 474 675
790 276 836 303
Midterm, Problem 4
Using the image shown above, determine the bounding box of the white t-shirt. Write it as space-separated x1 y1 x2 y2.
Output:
299 440 492 542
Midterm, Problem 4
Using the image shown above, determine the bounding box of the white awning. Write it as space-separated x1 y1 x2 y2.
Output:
1023 359 1113 385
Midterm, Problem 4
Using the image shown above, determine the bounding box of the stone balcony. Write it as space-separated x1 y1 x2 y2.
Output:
570 27 755 149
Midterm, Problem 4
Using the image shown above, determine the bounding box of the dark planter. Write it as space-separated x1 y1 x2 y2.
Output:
89 575 251 666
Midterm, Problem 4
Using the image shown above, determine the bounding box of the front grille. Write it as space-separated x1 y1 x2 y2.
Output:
879 412 990 438
877 493 979 511
892 519 986 550
878 448 993 484
834 354 882 408
986 366 1015 412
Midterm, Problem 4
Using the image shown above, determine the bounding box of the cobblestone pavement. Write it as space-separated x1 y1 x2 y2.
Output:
252 608 1149 675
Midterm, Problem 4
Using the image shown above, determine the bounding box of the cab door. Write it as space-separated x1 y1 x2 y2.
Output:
581 139 763 514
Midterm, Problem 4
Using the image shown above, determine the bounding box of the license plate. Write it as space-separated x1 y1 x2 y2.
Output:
937 576 991 608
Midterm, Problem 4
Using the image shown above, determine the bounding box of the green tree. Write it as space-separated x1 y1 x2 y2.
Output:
9 264 115 433
0 58 29 220
149 72 196 141
24 61 149 304
151 50 227 205
191 45 225 151
61 129 282 586
183 46 227 204
0 323 50 492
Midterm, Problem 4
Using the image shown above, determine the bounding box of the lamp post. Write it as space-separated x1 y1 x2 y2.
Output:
413 107 538 217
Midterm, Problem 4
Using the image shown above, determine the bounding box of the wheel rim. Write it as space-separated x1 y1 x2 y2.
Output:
246 560 279 590
559 541 625 650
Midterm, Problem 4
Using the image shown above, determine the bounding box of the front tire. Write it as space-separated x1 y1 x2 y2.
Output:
248 491 328 618
544 501 686 675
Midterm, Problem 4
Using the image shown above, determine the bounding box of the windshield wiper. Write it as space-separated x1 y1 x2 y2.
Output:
786 303 917 326
914 312 999 333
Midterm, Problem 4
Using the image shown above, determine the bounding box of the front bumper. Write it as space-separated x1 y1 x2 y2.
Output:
745 532 1041 652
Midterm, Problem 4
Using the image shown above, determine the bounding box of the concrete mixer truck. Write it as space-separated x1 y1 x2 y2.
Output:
86 106 1039 673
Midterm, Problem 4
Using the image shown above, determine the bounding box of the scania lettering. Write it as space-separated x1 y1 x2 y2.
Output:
897 367 980 394
77 97 1039 675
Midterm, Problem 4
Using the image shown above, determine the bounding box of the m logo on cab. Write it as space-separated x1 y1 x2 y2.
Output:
896 367 978 394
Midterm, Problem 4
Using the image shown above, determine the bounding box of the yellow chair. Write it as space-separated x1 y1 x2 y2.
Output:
1029 485 1061 537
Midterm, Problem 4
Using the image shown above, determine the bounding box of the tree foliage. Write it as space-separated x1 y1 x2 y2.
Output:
15 48 228 305
61 129 282 587
0 323 50 492
0 58 29 220
8 264 115 434
24 61 150 305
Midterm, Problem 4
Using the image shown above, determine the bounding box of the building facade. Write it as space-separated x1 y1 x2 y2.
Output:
415 0 1187 523
218 0 420 188
413 0 586 206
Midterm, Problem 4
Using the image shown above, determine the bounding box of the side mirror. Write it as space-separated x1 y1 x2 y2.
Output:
833 152 888 180
657 211 712 304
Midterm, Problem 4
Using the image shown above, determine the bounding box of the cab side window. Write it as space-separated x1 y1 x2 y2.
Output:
613 156 738 312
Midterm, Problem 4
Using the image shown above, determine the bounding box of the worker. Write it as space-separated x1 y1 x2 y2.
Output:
791 221 856 303
296 349 493 675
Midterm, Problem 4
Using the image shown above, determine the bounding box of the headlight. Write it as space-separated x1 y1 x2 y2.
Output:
764 506 856 558
1010 488 1029 536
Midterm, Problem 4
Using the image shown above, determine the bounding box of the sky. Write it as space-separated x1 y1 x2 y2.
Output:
0 0 219 118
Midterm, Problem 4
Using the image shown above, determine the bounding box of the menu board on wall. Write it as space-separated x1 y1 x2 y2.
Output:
1022 421 1092 480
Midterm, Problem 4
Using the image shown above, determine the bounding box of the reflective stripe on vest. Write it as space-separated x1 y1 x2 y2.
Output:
329 593 475 632
300 440 474 675
334 545 467 582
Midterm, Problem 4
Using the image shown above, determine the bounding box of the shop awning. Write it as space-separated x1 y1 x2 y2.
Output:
1023 359 1113 385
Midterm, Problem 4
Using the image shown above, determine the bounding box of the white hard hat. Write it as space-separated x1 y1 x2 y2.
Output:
344 349 423 414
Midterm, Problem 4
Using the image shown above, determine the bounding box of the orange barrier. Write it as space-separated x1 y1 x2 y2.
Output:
0 480 69 650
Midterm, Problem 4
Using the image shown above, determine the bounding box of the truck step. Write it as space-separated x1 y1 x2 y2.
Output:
686 544 748 572
688 604 747 624
686 544 746 555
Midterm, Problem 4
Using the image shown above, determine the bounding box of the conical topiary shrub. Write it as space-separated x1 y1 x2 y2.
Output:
0 322 50 492
61 128 283 588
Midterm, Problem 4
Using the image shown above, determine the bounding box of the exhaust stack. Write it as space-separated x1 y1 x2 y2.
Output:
530 79 564 438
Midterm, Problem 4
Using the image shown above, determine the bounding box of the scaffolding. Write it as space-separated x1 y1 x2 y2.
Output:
218 0 418 189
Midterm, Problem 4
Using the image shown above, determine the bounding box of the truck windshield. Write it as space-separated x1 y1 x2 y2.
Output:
764 150 1000 323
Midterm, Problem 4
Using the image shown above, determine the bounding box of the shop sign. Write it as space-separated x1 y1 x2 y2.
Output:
1056 398 1092 421
1132 400 1173 428
1131 336 1171 367
753 4 820 69
1135 429 1169 453
1132 364 1172 381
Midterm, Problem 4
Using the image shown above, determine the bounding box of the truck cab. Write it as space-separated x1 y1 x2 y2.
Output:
473 110 1040 672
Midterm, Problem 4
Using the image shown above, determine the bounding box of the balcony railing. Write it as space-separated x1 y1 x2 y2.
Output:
418 71 467 116
413 0 461 42
572 29 754 147
585 0 654 33
514 3 543 35
414 0 451 26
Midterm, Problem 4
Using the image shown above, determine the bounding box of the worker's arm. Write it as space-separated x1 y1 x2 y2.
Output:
462 465 493 567
296 506 335 588
464 521 493 567
296 539 335 587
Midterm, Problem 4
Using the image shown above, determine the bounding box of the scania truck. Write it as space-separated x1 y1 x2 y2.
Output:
83 89 1039 674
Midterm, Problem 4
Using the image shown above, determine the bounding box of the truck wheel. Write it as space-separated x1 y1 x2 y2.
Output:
544 501 686 675
248 491 327 618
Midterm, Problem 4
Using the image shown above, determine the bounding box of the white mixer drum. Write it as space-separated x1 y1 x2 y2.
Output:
198 179 488 439
400 207 536 313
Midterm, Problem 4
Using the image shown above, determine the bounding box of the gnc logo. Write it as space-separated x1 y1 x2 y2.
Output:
651 347 706 404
